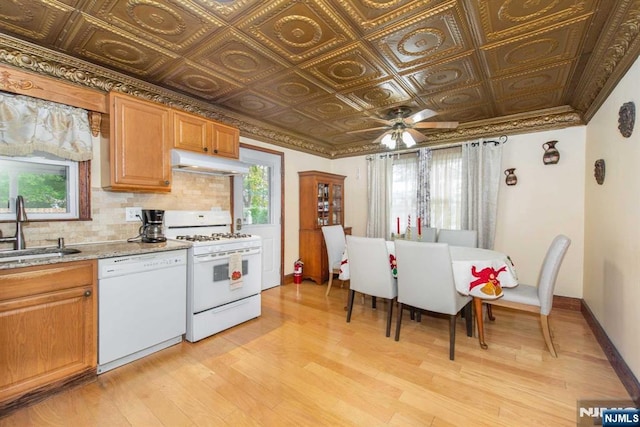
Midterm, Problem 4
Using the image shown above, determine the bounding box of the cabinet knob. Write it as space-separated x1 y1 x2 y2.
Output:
203 147 208 152
213 149 218 154
84 290 92 297
164 180 170 185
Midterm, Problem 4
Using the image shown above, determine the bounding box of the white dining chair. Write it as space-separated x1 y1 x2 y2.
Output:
437 229 478 248
407 226 437 242
486 234 571 357
346 235 398 337
394 240 472 360
321 225 346 296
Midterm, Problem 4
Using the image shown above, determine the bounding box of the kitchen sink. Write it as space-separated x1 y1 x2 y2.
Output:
0 247 81 263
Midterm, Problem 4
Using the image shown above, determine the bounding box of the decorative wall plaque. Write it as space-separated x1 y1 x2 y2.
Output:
594 159 605 185
618 102 635 138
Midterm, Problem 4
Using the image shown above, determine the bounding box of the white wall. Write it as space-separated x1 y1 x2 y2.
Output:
495 127 586 297
584 56 640 379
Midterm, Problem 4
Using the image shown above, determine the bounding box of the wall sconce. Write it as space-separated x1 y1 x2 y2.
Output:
504 168 517 186
542 140 560 165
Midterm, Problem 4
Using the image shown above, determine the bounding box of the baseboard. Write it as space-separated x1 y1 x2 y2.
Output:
553 295 581 311
581 300 640 407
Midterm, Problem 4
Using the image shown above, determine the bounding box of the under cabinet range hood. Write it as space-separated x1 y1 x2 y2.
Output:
171 149 250 176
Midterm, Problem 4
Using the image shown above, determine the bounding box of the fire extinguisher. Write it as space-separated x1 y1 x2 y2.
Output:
293 259 304 284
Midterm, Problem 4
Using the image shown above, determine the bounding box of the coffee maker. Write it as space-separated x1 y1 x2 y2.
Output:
140 209 166 243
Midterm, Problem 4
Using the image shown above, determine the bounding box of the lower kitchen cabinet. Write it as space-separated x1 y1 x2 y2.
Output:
0 260 97 412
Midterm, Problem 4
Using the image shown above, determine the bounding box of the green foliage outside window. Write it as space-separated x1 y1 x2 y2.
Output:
243 165 269 224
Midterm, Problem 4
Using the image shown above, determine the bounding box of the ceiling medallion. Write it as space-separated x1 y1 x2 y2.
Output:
618 101 635 138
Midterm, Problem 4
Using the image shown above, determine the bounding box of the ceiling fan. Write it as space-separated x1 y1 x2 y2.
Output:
349 106 458 149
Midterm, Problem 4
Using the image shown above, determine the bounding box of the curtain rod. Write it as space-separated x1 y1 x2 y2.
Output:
366 135 508 159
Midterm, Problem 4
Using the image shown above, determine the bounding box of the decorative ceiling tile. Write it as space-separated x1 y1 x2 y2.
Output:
491 61 571 100
158 59 241 100
481 18 589 77
220 90 286 117
238 0 355 64
368 2 472 71
253 70 331 105
190 29 285 84
86 0 224 53
0 0 76 45
335 0 445 31
496 90 564 115
472 0 598 43
298 94 362 120
403 53 480 95
60 15 177 77
430 85 488 111
344 79 414 110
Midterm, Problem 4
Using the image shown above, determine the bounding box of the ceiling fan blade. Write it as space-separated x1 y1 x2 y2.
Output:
405 128 426 142
367 117 394 125
347 126 389 134
413 121 459 129
405 108 437 124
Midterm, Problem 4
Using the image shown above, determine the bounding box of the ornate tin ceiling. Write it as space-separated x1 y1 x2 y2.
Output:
0 0 639 158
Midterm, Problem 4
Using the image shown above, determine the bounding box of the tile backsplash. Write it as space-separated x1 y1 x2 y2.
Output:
0 171 231 248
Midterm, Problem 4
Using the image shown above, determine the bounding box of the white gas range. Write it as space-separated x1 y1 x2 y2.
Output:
164 210 262 342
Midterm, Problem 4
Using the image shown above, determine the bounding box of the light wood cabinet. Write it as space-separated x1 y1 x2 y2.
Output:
102 92 172 192
0 260 97 412
298 171 347 284
173 110 240 159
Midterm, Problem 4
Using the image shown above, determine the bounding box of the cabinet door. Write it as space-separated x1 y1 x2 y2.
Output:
212 122 240 158
106 93 172 192
0 261 96 404
173 111 210 154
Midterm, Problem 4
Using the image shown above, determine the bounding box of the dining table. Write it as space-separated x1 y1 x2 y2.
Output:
338 240 519 350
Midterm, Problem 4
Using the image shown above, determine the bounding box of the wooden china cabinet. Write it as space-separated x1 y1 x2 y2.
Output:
298 171 350 284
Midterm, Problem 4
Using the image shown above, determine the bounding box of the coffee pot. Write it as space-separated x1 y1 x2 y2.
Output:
139 209 166 243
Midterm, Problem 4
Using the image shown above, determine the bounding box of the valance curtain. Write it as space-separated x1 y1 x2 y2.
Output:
366 155 393 238
461 142 503 249
0 92 93 161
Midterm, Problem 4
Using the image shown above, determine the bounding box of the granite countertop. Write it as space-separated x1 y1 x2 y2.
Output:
0 240 192 270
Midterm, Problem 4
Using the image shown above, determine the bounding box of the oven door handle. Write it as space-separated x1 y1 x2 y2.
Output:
194 248 261 262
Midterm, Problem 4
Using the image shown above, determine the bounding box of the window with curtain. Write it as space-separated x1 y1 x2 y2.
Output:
389 155 418 234
430 146 462 229
0 92 92 221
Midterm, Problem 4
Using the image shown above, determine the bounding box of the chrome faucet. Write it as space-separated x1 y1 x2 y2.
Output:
0 195 29 250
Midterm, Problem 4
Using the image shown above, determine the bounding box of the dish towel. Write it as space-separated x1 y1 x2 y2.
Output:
229 252 243 290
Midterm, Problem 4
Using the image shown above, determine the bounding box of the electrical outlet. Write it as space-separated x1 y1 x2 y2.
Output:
125 207 142 222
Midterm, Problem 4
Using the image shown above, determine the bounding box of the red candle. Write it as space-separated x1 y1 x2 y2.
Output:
418 217 421 235
397 217 400 234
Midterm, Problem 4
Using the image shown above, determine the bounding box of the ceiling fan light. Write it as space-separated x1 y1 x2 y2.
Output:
381 133 394 148
402 131 416 147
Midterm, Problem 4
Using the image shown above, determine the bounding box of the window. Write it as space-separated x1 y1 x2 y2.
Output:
0 154 80 220
390 155 418 233
242 164 270 225
390 147 463 231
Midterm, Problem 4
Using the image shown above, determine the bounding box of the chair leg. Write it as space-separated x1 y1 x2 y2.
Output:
346 290 355 323
487 304 495 321
395 303 404 341
325 273 334 296
449 314 456 360
541 314 558 357
385 298 394 337
464 302 473 337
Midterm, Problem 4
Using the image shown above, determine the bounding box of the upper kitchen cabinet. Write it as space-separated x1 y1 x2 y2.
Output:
173 110 239 159
102 92 172 193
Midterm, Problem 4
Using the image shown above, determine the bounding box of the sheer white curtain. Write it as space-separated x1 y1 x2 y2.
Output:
461 142 503 249
416 148 432 226
430 146 462 229
0 92 93 161
390 155 418 236
366 155 393 238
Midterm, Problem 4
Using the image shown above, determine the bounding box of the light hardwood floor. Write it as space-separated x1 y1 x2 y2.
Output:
0 281 631 426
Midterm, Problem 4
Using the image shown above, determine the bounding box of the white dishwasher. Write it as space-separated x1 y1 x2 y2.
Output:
98 249 187 374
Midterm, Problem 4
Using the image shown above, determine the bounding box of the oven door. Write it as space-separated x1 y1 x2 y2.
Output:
191 248 261 313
